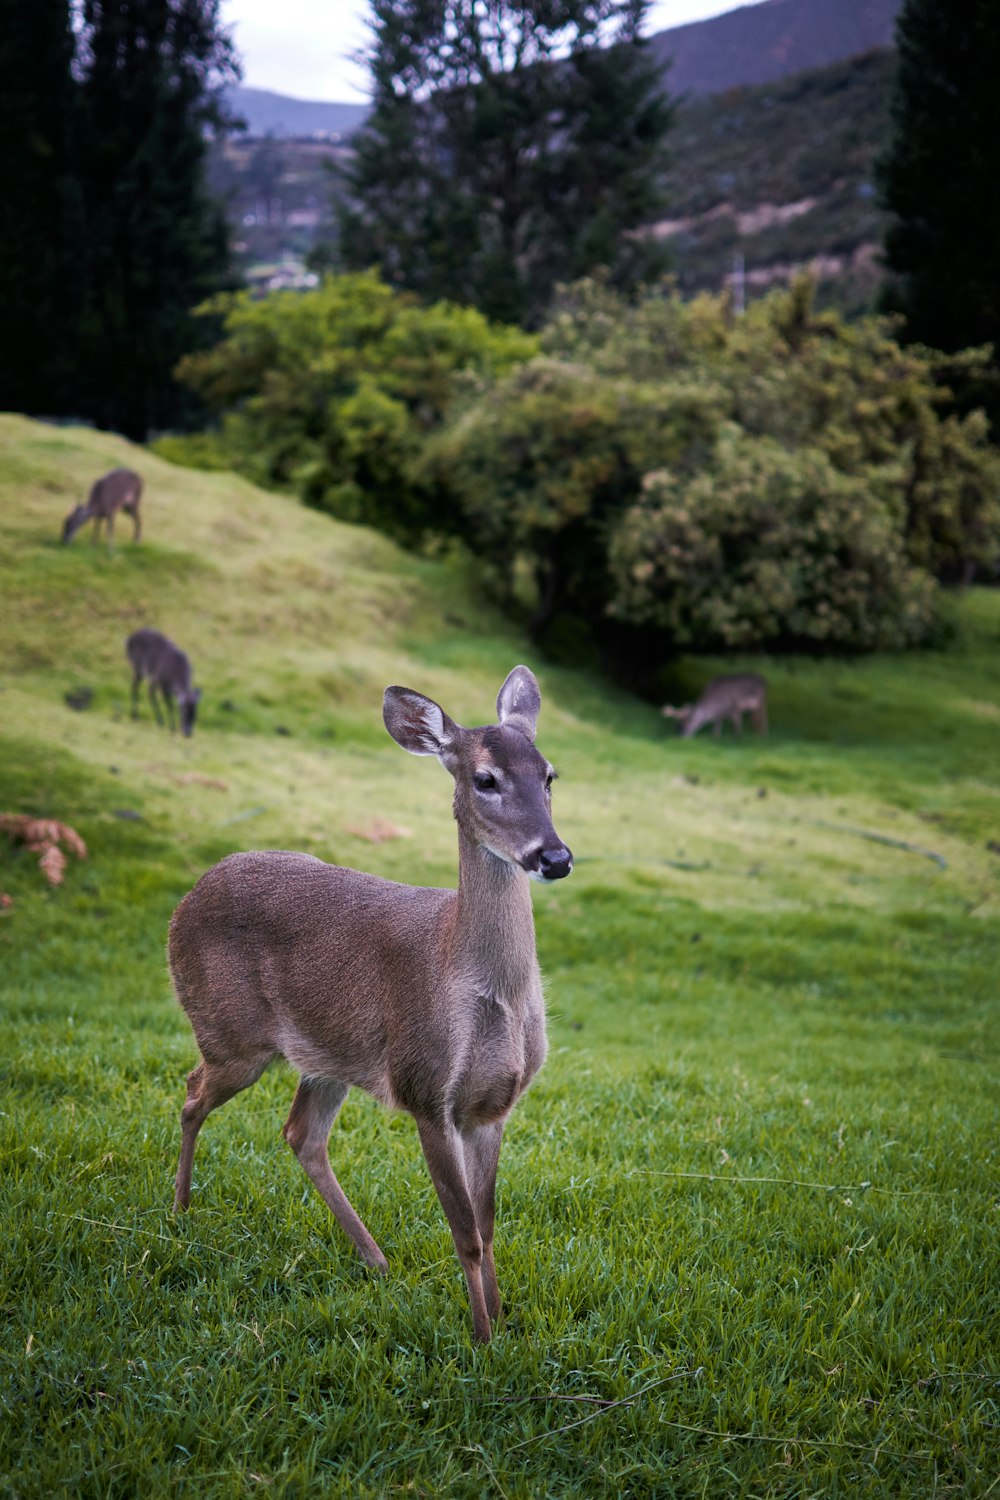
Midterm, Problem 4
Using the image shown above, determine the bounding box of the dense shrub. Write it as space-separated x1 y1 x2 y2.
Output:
173 271 537 540
432 275 1000 653
608 427 936 650
172 269 1000 660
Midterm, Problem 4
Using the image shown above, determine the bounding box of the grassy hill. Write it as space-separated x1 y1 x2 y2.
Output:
2 415 998 1496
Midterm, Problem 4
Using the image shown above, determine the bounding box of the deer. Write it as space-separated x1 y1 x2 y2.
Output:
126 628 202 737
62 467 143 548
662 672 768 739
168 667 572 1344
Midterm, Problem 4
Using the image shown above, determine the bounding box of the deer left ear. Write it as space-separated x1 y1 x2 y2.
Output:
497 665 541 743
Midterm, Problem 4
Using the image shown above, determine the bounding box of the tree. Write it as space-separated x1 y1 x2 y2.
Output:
878 0 1000 359
338 0 672 327
72 0 240 438
0 0 81 415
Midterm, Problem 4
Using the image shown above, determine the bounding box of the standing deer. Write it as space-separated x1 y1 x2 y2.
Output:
662 673 768 739
126 628 202 737
62 468 143 547
168 667 572 1343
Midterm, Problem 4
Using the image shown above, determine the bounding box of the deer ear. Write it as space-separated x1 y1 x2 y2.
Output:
383 687 458 757
497 665 541 743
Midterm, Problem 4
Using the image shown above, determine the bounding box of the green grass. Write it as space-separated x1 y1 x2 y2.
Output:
1 413 997 1497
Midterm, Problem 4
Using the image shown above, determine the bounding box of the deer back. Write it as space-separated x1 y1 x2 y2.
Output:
91 468 142 516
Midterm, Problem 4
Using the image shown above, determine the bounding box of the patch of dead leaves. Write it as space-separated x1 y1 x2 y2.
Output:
345 818 411 844
0 814 88 886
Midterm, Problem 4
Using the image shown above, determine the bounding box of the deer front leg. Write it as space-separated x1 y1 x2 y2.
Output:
463 1121 505 1324
105 512 115 552
417 1118 492 1343
148 682 165 726
131 673 142 720
130 505 141 543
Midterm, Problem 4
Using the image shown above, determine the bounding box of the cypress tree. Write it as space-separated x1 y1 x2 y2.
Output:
878 0 1000 357
0 0 81 416
338 0 672 328
73 0 239 438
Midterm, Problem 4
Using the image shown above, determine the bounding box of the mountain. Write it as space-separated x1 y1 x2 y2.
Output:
654 46 895 314
649 0 901 97
217 0 903 310
225 86 367 140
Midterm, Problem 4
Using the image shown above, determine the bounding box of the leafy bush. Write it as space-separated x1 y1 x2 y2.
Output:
431 275 1000 654
608 427 936 650
174 271 537 540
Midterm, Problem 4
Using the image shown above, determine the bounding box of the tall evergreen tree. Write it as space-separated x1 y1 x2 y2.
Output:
0 0 81 415
878 0 1000 357
73 0 239 438
338 1 672 327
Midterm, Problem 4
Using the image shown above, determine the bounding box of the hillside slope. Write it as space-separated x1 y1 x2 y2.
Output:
655 47 894 310
650 0 900 97
2 413 997 916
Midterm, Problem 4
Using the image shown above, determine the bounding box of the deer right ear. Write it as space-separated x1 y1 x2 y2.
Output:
383 687 458 757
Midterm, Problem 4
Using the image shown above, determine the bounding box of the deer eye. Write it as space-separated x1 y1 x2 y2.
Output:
474 771 498 792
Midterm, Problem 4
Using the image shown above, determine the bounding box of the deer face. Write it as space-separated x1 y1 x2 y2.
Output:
383 667 573 881
62 506 87 543
179 688 202 738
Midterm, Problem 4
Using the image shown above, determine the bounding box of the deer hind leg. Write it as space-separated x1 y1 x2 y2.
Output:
174 1054 271 1210
417 1117 493 1343
463 1121 505 1324
282 1077 388 1273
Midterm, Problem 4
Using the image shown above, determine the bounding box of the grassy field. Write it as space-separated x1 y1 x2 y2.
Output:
1 413 997 1498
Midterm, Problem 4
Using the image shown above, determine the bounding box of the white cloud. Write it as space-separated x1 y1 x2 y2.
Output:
222 0 768 102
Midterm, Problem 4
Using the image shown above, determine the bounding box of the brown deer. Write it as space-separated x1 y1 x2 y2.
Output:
168 667 573 1343
662 673 768 739
126 628 202 737
62 468 142 547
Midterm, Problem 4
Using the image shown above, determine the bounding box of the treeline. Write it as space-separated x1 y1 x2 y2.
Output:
0 0 237 440
159 269 1000 676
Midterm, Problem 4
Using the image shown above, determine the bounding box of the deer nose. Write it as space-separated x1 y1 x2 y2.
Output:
538 845 573 881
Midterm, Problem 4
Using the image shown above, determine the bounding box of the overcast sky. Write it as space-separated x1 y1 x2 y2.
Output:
221 0 768 101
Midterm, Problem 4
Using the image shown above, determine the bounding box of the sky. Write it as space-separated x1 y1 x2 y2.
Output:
221 0 769 101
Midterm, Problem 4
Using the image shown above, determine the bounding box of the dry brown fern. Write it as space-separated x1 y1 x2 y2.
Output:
0 814 88 886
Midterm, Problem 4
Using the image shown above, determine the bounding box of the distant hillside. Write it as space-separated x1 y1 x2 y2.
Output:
217 0 902 309
650 0 901 97
225 86 367 140
654 47 895 313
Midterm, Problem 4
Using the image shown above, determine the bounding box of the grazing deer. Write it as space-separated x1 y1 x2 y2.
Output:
168 667 572 1343
126 628 202 737
662 673 768 739
62 467 142 547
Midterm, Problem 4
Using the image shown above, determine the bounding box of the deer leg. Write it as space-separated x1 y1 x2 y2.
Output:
131 673 142 720
174 1055 270 1210
164 693 177 733
105 512 114 551
282 1077 388 1272
462 1121 505 1324
416 1118 492 1343
130 505 141 543
148 682 164 726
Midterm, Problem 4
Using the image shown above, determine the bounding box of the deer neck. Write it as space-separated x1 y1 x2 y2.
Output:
453 827 536 998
